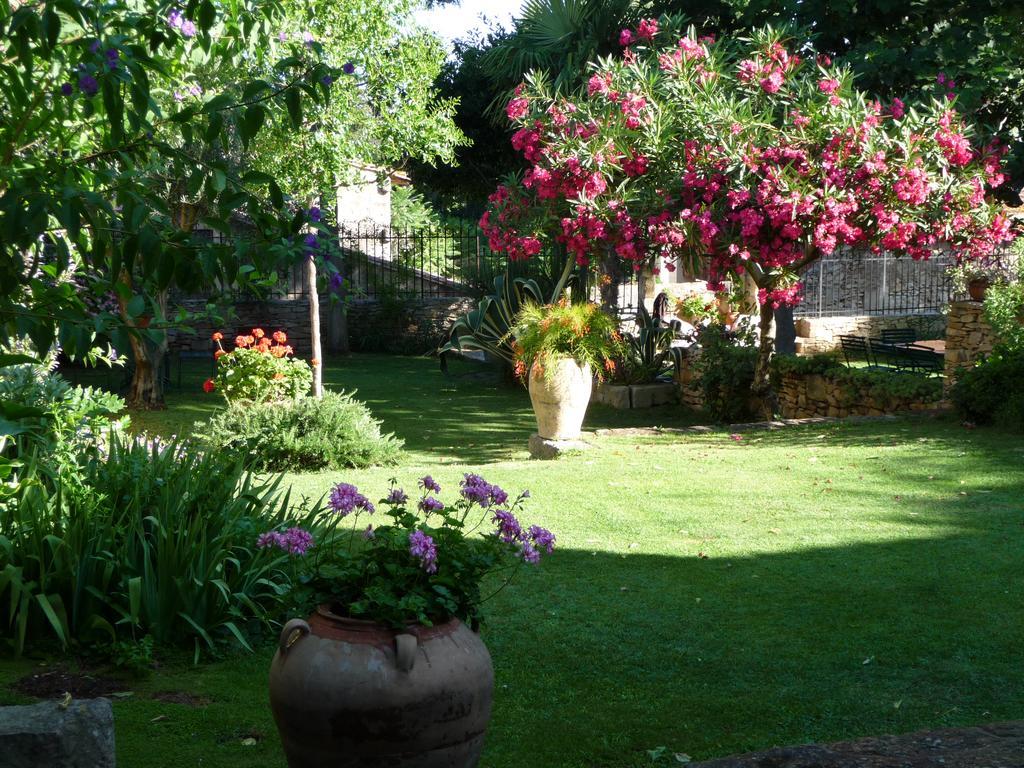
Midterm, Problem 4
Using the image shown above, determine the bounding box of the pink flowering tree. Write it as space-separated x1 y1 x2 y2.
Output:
479 19 1013 412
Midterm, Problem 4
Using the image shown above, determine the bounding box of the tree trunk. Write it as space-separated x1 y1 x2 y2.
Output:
598 247 622 314
119 275 169 411
751 299 778 420
123 203 199 410
306 251 323 398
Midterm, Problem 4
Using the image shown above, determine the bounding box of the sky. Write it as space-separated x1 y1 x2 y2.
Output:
413 0 523 49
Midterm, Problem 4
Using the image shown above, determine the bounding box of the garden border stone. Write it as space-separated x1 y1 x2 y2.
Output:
0 697 115 768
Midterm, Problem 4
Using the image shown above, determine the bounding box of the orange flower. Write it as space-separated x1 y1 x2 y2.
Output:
273 372 285 380
270 346 285 358
212 332 223 341
272 330 287 343
235 335 248 348
244 335 255 346
310 358 320 367
202 378 215 393
257 338 271 352
214 349 225 360
252 328 265 339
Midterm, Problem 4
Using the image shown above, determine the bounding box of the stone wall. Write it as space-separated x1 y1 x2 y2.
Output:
673 347 705 411
944 300 996 392
776 371 942 419
347 296 476 355
793 313 946 353
167 295 474 357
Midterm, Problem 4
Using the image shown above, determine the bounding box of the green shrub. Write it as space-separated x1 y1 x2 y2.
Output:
202 390 403 472
0 434 313 657
693 322 758 423
951 349 1024 431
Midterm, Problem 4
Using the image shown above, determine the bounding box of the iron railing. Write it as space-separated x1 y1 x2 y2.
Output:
798 251 956 317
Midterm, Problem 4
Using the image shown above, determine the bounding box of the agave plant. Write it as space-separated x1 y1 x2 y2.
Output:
440 273 548 368
612 304 680 384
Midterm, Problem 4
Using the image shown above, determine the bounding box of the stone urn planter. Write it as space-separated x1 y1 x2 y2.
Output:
269 605 494 768
528 357 592 440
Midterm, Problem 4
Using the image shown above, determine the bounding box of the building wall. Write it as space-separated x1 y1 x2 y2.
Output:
336 166 392 230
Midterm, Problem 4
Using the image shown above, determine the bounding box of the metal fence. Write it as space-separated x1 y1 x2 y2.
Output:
798 250 956 317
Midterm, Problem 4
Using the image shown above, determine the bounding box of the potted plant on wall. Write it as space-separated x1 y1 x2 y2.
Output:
513 300 620 440
268 476 553 768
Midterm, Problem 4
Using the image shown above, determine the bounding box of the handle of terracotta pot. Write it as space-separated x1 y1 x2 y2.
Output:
395 633 417 672
278 619 310 656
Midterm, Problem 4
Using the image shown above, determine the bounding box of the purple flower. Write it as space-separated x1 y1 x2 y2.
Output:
386 487 409 505
308 206 322 222
419 496 445 515
257 527 314 556
59 83 74 97
329 272 344 291
302 31 315 47
342 62 355 75
320 75 333 86
282 527 314 555
303 233 318 249
181 19 197 37
329 482 375 516
77 74 99 97
408 529 438 573
460 474 508 507
492 509 523 544
105 48 119 65
89 40 102 53
519 541 541 564
167 8 184 29
419 475 441 494
277 31 288 42
256 531 284 549
528 525 555 554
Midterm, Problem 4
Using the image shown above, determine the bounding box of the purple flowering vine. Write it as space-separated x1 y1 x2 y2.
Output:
77 74 99 97
308 206 322 222
342 62 356 75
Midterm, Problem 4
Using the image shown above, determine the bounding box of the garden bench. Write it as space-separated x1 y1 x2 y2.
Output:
838 334 881 369
880 327 917 344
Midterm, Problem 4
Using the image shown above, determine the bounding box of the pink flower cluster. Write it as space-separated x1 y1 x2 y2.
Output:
737 42 800 94
757 283 803 309
480 33 1014 305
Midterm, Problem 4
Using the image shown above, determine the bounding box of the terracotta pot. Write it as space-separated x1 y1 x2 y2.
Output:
269 605 493 768
968 277 989 302
528 357 592 440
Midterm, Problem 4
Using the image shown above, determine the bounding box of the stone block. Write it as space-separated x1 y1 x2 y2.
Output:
596 384 631 409
528 433 590 460
0 698 115 768
630 383 677 408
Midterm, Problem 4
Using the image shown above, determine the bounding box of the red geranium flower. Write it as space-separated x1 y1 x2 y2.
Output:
212 331 223 341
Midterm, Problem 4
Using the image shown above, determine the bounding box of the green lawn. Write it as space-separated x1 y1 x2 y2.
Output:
7 355 1024 768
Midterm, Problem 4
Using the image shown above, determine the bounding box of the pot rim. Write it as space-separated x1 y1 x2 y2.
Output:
312 603 462 642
